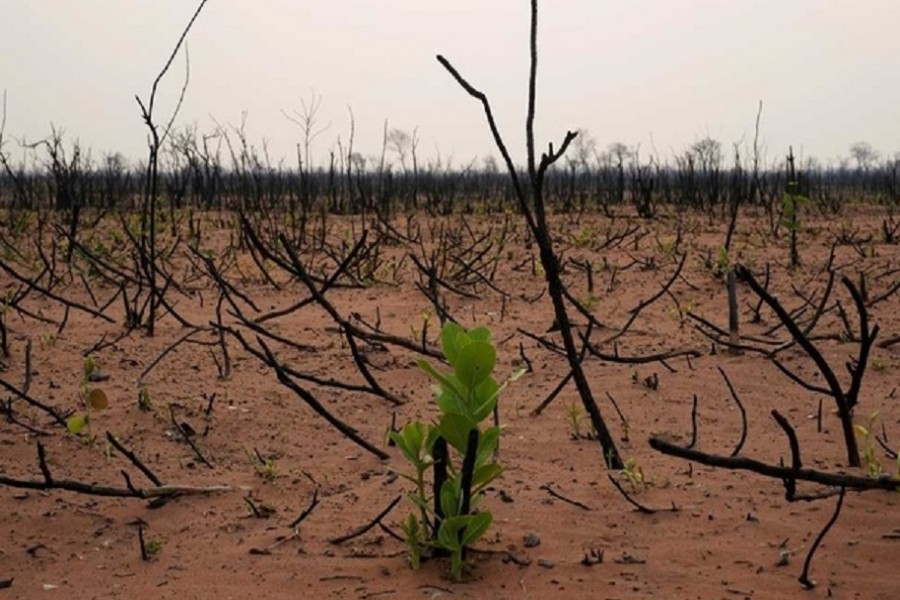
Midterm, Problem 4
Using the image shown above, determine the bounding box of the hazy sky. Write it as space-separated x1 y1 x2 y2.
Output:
2 0 898 169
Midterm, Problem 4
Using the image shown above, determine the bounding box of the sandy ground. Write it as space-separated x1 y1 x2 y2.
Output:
1 206 898 599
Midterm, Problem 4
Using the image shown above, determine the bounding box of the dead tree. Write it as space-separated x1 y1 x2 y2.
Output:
437 0 622 468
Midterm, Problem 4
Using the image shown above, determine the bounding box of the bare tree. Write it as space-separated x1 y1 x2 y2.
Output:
283 88 330 215
570 128 596 171
438 0 624 469
135 0 210 336
387 128 411 172
849 141 878 171
283 88 330 176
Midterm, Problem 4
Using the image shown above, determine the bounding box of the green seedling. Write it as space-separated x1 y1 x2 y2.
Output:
392 322 522 581
620 456 648 490
578 294 599 312
619 417 631 443
572 226 596 248
38 331 58 350
68 357 110 437
667 299 696 328
780 173 809 268
83 355 97 381
855 412 884 478
138 384 153 412
144 537 163 559
713 246 730 279
566 401 584 439
138 385 153 411
619 456 669 490
245 448 277 481
67 387 109 437
780 188 808 230
409 310 432 350
565 401 598 440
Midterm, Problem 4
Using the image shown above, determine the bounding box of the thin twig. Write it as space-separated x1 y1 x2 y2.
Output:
539 484 592 511
798 484 846 589
329 495 402 545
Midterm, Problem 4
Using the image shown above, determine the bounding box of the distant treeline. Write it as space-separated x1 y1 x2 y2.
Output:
1 130 897 218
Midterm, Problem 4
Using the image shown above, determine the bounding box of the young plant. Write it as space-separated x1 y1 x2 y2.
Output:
83 355 97 381
392 322 522 581
143 536 164 560
781 150 809 269
245 448 277 481
619 456 648 489
67 356 110 438
855 411 884 478
713 246 730 279
66 388 109 437
619 456 668 490
138 384 153 412
566 400 584 439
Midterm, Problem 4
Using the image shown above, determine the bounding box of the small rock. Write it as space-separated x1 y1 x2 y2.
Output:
776 549 790 567
537 559 555 569
87 371 109 382
523 532 541 548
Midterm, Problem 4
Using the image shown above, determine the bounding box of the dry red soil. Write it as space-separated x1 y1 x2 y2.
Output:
1 207 898 599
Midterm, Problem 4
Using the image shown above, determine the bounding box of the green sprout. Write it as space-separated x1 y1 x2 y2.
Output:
566 401 584 439
67 357 110 438
144 537 163 559
245 448 277 481
392 322 522 581
855 412 884 478
138 385 153 412
620 456 648 490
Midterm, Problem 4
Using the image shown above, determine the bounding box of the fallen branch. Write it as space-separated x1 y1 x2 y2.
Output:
0 442 235 499
329 494 401 544
649 432 898 493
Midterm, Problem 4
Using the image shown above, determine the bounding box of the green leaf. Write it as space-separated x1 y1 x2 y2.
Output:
471 376 499 422
83 356 96 380
475 426 501 467
440 478 461 519
471 463 503 490
436 516 466 551
453 341 496 389
389 431 409 454
434 382 466 416
476 367 526 422
401 513 423 570
402 422 425 455
440 322 467 366
417 360 464 402
461 511 493 546
467 326 492 344
67 413 88 434
390 432 422 467
438 413 476 453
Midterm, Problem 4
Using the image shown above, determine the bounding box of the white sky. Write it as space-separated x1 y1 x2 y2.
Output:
1 0 898 169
